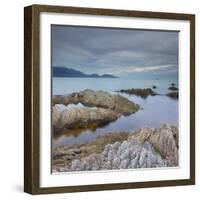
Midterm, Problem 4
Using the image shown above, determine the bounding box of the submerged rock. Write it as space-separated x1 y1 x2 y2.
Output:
119 88 157 98
171 83 176 86
168 86 178 91
166 92 178 99
53 89 139 115
52 124 178 172
53 105 119 129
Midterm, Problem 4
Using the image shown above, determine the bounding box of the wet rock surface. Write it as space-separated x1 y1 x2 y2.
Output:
52 124 178 172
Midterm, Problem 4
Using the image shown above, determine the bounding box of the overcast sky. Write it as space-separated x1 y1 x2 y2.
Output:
52 25 178 80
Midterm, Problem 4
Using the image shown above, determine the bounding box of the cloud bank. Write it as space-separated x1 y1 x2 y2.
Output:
52 25 178 79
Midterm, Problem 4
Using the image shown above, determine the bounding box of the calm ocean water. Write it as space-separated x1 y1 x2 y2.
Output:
52 78 178 148
53 78 178 95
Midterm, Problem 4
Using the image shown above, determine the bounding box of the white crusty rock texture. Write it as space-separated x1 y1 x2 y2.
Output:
53 104 119 129
53 124 178 172
68 140 165 171
129 124 178 166
53 89 140 115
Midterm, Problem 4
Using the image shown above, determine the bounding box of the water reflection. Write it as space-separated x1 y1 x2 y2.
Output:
53 92 178 148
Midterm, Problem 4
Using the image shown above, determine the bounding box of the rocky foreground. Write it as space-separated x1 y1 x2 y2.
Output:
52 124 178 172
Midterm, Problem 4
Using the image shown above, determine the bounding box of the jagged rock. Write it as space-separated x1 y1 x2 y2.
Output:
53 89 139 115
60 140 166 172
52 124 178 172
119 88 157 98
129 124 178 166
53 105 120 129
52 133 129 169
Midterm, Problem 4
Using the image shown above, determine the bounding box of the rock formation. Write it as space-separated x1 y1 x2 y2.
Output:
68 140 165 171
129 124 178 166
53 89 140 115
52 133 129 170
52 124 178 172
171 83 176 86
53 104 119 129
166 92 178 99
119 88 157 98
168 86 178 91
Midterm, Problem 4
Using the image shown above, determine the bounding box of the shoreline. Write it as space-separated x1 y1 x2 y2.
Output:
52 88 178 172
52 124 178 172
52 88 178 148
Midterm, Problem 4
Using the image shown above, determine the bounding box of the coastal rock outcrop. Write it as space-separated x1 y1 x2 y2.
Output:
52 133 129 170
166 92 178 99
68 140 166 171
129 124 178 166
53 104 119 129
171 83 176 86
53 89 140 115
53 124 178 172
119 88 157 98
168 86 178 91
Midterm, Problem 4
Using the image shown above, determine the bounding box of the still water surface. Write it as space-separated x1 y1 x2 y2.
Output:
52 78 178 148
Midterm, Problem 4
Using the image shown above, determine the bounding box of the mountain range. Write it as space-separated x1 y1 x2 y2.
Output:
53 67 118 78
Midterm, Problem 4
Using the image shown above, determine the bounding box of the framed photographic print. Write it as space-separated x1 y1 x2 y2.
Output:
24 4 195 194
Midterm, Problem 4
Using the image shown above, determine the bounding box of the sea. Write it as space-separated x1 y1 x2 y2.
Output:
52 78 178 148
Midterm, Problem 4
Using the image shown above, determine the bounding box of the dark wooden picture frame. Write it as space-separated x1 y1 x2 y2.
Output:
24 4 195 195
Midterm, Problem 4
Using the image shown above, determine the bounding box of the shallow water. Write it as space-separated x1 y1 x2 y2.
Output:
52 78 178 148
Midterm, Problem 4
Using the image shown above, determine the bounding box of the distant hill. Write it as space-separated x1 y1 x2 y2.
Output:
53 67 118 78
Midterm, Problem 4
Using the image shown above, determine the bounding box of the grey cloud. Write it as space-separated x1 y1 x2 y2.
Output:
52 25 178 77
